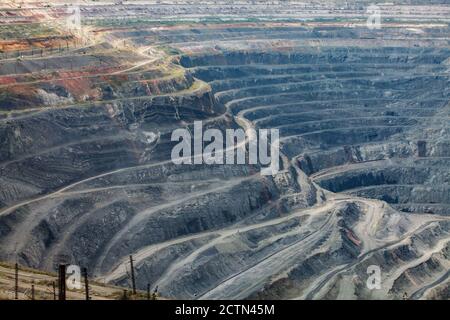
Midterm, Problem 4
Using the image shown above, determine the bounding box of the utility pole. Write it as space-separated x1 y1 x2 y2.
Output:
147 283 151 300
129 255 136 295
31 283 35 300
152 286 158 300
83 267 89 300
52 281 56 300
58 264 66 300
14 263 18 299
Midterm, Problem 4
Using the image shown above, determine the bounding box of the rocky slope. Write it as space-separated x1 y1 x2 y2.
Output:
0 1 449 300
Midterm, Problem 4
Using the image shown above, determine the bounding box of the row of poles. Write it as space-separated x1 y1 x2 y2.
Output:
13 255 156 300
1 40 82 59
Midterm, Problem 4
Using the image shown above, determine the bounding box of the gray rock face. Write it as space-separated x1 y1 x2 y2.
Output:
0 1 449 300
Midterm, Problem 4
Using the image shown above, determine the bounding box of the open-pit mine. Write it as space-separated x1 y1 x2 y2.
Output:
0 0 449 300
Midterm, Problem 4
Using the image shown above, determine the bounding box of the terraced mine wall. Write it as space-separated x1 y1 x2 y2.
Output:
0 58 309 291
78 43 450 299
145 45 448 299
0 1 449 300
184 47 450 218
